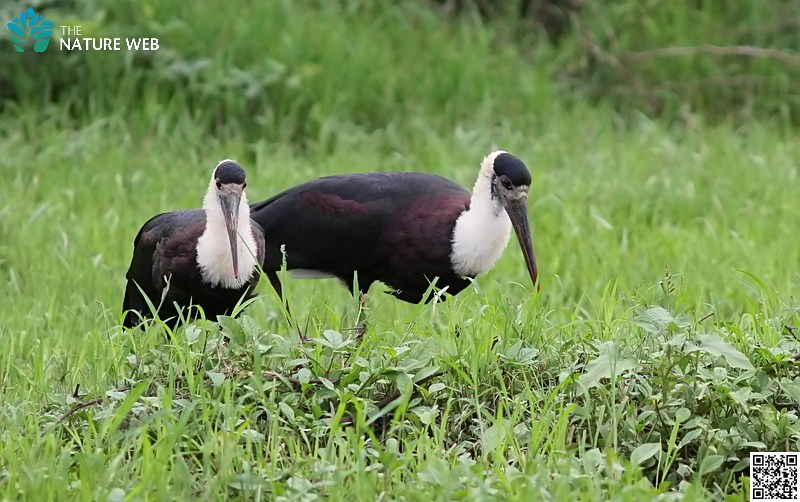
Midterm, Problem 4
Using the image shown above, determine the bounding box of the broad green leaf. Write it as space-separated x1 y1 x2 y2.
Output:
296 368 312 385
631 443 661 466
481 422 507 452
418 458 449 486
414 365 440 382
677 429 703 450
693 334 754 370
309 329 355 350
428 382 446 394
207 371 225 387
699 454 725 476
106 390 128 401
185 325 202 345
729 387 766 406
286 358 310 369
384 346 411 358
241 429 265 441
579 342 638 390
107 488 126 502
778 380 800 401
412 406 437 425
279 402 295 421
392 371 413 393
504 340 538 364
582 448 605 472
239 315 263 340
322 329 343 348
635 306 691 335
217 316 245 346
319 377 335 391
399 358 423 371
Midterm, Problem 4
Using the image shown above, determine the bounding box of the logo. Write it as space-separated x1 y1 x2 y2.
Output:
7 7 54 53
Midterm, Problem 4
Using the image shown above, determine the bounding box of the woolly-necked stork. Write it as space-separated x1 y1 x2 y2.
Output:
122 160 265 328
249 150 538 304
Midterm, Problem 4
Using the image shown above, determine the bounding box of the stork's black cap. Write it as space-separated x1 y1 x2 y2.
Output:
493 153 531 187
214 160 247 185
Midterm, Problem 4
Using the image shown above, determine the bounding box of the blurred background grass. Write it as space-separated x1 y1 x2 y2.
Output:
1 0 797 314
2 0 799 138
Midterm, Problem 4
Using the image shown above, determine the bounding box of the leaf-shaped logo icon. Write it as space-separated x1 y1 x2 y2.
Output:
7 7 54 53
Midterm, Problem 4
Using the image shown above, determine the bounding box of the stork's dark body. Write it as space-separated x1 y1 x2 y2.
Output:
250 172 473 303
122 210 265 328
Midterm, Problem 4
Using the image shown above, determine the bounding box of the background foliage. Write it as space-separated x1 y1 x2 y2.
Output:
1 0 799 500
2 0 799 135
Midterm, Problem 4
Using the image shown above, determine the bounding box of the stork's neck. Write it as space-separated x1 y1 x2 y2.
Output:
196 179 259 289
450 152 513 276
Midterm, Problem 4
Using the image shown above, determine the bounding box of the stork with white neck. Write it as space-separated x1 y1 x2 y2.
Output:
248 150 538 304
122 160 265 328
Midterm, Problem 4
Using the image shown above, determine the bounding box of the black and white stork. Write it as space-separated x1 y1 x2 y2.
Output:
249 150 538 304
122 160 265 328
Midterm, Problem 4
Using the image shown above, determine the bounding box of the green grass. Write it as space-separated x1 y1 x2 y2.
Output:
1 1 800 500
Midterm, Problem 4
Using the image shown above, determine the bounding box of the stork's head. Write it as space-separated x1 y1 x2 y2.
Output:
211 160 247 279
485 151 539 289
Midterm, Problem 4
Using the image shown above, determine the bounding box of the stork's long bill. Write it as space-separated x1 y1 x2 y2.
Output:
218 184 243 279
502 194 539 290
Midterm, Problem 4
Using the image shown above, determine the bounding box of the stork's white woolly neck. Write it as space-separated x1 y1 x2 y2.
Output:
196 162 259 288
450 151 513 276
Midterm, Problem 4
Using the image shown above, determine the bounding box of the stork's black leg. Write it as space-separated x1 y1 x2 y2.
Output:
354 291 369 337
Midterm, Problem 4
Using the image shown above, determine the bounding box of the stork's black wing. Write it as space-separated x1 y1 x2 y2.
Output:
121 210 205 327
250 172 471 299
249 218 267 271
122 213 165 327
250 172 467 272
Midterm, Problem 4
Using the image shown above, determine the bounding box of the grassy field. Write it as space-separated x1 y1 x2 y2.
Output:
2 1 800 500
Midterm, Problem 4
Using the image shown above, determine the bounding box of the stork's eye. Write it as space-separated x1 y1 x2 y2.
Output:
243 182 247 189
500 176 513 189
216 180 222 189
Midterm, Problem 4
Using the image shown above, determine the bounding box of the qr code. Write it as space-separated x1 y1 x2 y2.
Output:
751 452 799 501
